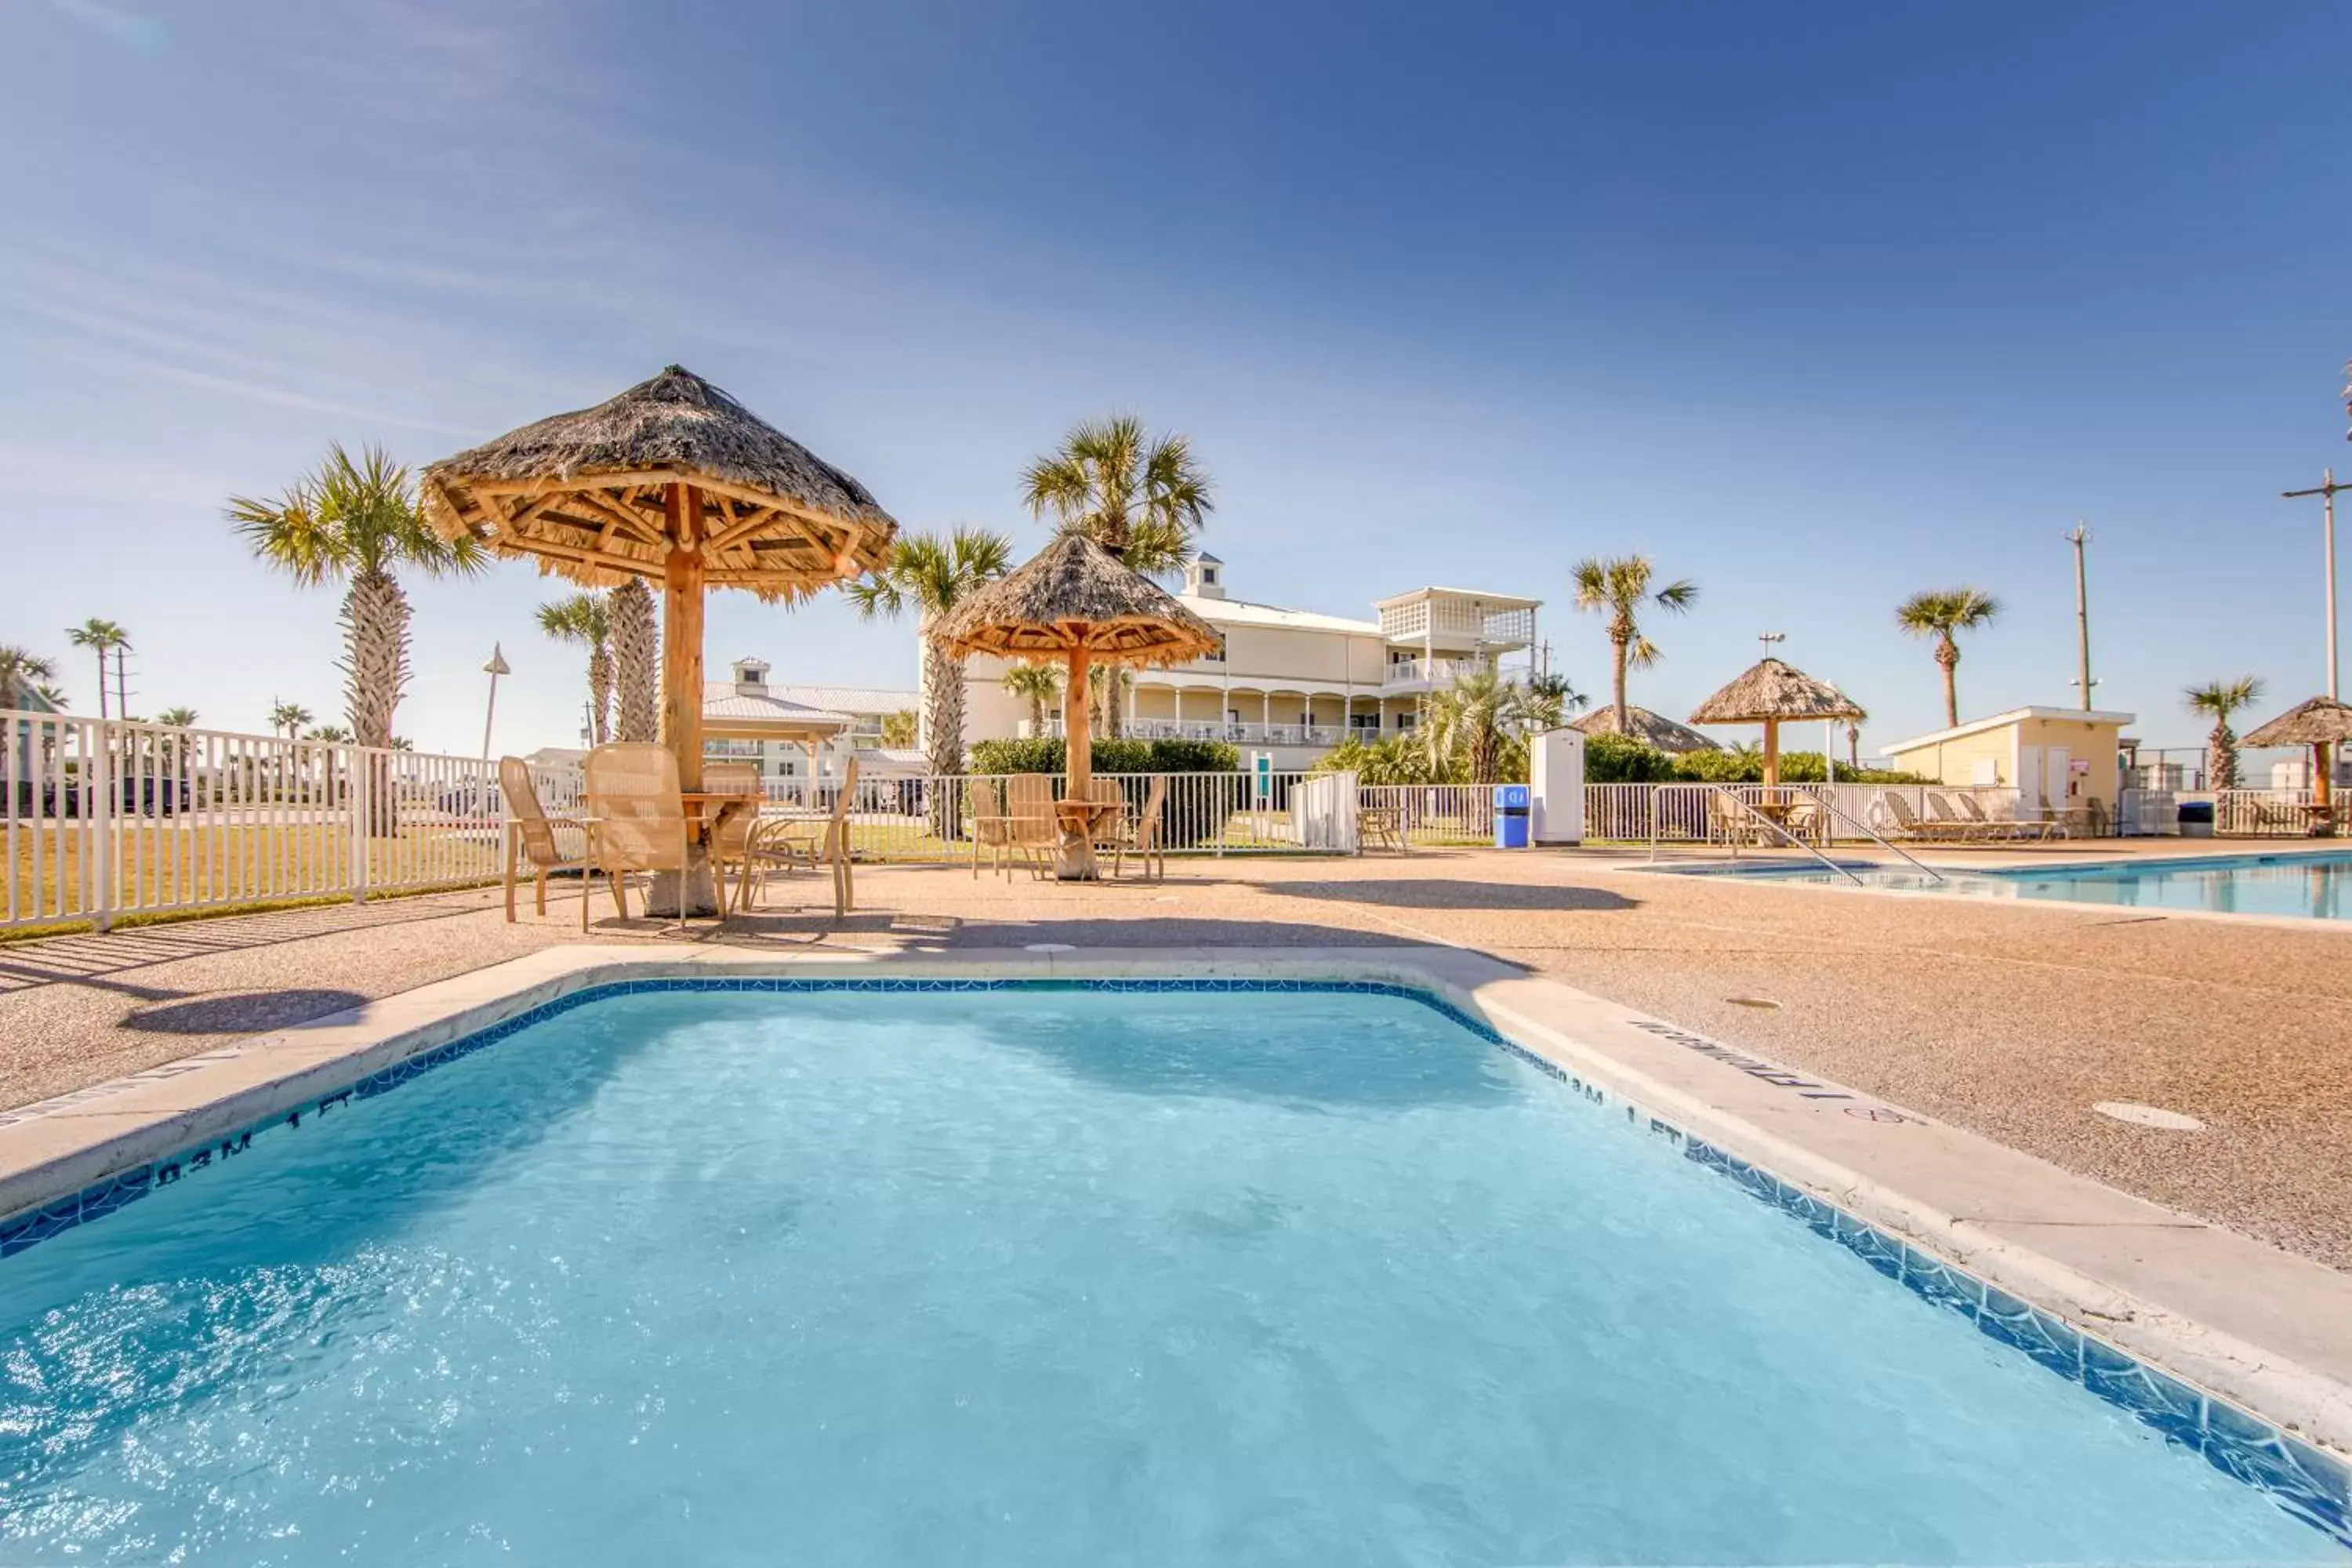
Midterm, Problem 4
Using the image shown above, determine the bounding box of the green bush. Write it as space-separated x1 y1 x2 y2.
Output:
1581 733 1678 783
967 737 1240 775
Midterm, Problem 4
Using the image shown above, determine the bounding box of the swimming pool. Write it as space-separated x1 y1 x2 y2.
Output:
1692 850 2352 920
2 981 2343 1563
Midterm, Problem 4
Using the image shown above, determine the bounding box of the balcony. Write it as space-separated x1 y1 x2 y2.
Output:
1030 717 1355 747
1380 657 1486 692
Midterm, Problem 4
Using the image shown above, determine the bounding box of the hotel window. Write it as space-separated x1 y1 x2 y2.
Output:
1199 637 1225 663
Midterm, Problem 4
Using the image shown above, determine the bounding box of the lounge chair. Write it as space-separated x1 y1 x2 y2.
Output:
1880 793 1957 844
1951 792 2043 842
583 742 699 932
499 756 593 924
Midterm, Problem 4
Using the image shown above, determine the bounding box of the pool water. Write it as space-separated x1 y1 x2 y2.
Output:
1715 850 2352 920
0 987 2340 1565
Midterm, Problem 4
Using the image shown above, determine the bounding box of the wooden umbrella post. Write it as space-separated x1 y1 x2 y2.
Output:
1761 718 1780 789
2317 742 2335 834
652 481 719 915
1058 643 1098 879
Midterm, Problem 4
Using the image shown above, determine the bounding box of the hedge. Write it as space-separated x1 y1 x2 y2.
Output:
967 737 1240 775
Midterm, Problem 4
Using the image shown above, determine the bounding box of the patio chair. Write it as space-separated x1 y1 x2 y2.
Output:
498 756 592 924
1108 774 1168 880
701 760 763 915
583 742 698 932
965 776 1040 880
1085 778 1128 858
1359 800 1407 854
744 757 860 914
1005 773 1059 869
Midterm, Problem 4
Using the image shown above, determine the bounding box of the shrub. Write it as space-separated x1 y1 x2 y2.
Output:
1581 733 1677 783
967 737 1240 776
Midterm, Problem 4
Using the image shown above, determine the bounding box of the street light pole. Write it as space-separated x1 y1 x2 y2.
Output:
2282 468 2343 700
2067 524 2092 711
480 643 510 764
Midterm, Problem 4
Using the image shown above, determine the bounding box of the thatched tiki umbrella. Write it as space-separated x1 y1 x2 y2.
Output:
422 366 897 911
1688 657 1864 787
2242 695 2352 830
935 532 1220 878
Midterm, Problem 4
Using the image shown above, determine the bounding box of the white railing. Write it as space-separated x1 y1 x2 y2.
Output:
2214 789 2341 837
1356 783 1500 846
1583 782 2057 846
1380 657 1485 689
735 771 1328 862
2116 788 2180 836
4 710 574 933
1029 717 1353 747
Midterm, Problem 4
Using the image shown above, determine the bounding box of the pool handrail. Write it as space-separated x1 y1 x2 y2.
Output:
1798 786 1947 883
1649 784 1864 886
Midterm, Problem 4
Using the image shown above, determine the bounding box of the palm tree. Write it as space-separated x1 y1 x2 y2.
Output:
2185 676 2263 791
1021 416 1213 739
845 526 1015 788
1896 587 2002 728
1021 414 1213 575
228 444 488 754
155 706 198 729
536 592 614 745
1570 556 1698 732
1524 670 1585 731
608 578 659 743
66 619 130 721
307 724 354 742
1001 661 1065 735
270 700 314 740
1421 666 1541 783
880 709 919 747
0 644 57 709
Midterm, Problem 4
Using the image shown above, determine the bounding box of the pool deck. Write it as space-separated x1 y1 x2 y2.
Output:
3 838 2349 1425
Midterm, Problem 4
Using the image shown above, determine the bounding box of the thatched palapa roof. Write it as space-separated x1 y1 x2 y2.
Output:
935 532 1222 665
419 365 898 602
1689 658 1864 724
1570 704 1722 753
2242 695 2352 749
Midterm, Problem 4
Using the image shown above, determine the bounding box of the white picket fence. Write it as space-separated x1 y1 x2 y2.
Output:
2213 788 2343 837
4 710 574 933
1580 781 2063 846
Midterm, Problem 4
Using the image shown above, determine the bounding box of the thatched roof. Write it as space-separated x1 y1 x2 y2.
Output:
2242 695 2352 748
419 365 897 603
935 532 1222 666
1689 658 1864 724
1570 704 1722 753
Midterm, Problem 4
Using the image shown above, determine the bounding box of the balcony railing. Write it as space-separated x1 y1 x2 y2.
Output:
1381 657 1486 688
1029 717 1356 746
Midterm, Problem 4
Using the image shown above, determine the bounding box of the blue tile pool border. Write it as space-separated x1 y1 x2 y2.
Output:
1 973 2344 1544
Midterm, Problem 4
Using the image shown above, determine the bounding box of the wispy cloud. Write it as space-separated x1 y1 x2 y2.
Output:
36 0 166 54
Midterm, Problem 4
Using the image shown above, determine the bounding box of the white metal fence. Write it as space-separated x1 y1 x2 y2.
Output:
2213 789 2343 837
1580 781 2088 847
4 710 569 933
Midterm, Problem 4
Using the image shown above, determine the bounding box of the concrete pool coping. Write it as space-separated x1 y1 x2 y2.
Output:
1622 852 2352 932
2 942 2349 1472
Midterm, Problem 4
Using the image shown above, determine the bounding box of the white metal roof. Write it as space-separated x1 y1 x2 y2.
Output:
1882 706 2139 754
1372 586 1544 612
1173 593 1382 636
701 686 856 731
756 683 918 717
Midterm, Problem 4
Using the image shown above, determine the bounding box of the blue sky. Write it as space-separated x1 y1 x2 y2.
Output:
5 0 2348 757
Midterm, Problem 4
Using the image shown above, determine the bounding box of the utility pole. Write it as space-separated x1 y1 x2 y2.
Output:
2281 468 2343 699
2066 524 2092 711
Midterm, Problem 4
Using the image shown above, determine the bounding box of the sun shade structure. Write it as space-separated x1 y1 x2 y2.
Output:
2242 695 2352 822
420 365 898 804
935 532 1221 877
1570 704 1722 754
1689 657 1865 786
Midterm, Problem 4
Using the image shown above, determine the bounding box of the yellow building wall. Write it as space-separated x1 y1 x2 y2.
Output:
1886 729 2014 789
2013 717 2123 806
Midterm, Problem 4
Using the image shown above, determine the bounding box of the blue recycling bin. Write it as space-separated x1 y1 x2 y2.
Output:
1494 783 1530 848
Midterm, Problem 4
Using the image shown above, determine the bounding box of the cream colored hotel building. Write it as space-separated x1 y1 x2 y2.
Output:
950 554 1542 771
